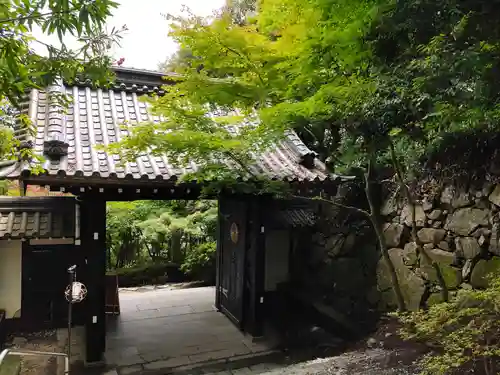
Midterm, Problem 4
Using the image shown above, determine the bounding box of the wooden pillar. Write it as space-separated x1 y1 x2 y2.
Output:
246 197 266 337
19 181 27 196
80 197 107 364
215 198 223 311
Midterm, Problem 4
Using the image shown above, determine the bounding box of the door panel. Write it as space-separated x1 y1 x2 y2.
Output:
219 199 247 327
22 244 86 329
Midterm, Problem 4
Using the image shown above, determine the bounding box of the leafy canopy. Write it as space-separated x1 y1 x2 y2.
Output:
124 0 500 182
0 0 123 164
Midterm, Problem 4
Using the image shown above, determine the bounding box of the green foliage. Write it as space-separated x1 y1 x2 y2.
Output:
395 272 500 375
180 241 217 280
106 201 145 268
109 0 500 308
0 0 123 164
110 262 183 287
0 124 14 175
106 200 218 282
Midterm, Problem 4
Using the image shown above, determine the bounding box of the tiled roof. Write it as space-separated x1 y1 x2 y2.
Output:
0 197 76 240
278 208 317 227
0 69 332 186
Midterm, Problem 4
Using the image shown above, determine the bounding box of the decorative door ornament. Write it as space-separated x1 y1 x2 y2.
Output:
230 222 239 244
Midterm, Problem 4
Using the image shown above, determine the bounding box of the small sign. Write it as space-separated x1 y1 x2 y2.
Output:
65 282 87 303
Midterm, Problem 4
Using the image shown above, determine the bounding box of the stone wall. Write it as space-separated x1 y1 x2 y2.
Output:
289 183 381 328
379 182 500 310
291 180 500 319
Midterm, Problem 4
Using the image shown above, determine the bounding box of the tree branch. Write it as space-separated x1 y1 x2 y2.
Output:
214 36 267 90
290 194 370 217
0 8 74 25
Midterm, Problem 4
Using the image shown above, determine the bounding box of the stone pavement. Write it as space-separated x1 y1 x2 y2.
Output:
105 287 275 374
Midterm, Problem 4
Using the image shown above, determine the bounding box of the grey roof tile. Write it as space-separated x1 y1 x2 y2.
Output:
1 71 334 185
0 197 76 240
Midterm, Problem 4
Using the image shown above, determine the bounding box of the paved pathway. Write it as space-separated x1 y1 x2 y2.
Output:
105 287 274 374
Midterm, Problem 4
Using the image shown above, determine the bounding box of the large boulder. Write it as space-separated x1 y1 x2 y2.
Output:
440 186 472 208
377 248 426 311
489 223 500 256
425 248 455 264
383 223 405 247
400 204 426 227
452 192 473 209
403 242 419 266
427 209 442 220
470 257 500 288
455 237 481 259
444 208 489 236
417 228 446 244
488 184 500 207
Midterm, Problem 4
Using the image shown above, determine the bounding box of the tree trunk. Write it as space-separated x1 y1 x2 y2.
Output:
145 242 156 262
106 245 112 271
364 156 407 311
389 142 448 303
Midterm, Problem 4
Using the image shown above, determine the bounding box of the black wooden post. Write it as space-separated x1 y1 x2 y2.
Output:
215 198 223 311
246 197 266 337
80 197 107 364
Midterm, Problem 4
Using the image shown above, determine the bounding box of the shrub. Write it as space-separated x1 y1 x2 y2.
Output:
181 241 217 283
395 271 500 375
109 262 185 287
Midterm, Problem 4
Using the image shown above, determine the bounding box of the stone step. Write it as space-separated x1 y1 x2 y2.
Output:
108 349 284 375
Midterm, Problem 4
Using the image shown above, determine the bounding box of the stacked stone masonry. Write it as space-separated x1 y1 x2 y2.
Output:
379 182 500 310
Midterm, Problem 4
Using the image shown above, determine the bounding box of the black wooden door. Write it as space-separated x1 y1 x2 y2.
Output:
219 199 247 327
22 244 86 329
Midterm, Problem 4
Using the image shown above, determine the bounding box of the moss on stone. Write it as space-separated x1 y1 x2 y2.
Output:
421 259 461 289
470 257 500 288
426 292 445 306
440 264 462 289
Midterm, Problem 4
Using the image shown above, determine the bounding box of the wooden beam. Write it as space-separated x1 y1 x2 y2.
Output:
29 238 74 245
49 185 206 201
21 177 341 200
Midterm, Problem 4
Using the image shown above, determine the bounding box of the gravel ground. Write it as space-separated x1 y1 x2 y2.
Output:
251 348 421 375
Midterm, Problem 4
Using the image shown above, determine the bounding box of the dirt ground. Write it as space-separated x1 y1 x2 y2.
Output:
276 316 426 375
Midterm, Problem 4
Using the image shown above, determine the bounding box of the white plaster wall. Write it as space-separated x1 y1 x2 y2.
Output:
0 240 22 318
264 230 290 292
